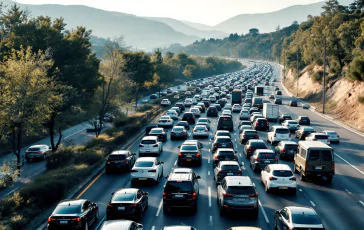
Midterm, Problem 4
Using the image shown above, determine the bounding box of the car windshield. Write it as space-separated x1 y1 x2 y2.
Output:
315 135 328 139
221 165 239 170
181 145 198 151
134 161 154 167
112 193 135 202
141 140 156 144
28 147 41 151
284 144 298 150
54 205 81 214
275 129 289 134
250 142 266 148
292 213 322 225
165 181 192 192
226 186 255 195
272 170 293 177
218 151 234 156
108 155 126 161
173 128 183 131
150 129 162 134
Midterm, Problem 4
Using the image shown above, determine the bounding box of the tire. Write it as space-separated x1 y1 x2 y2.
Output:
42 154 46 161
177 161 182 166
163 205 169 215
253 164 258 172
274 217 278 230
327 175 333 185
192 203 197 214
292 188 297 195
252 209 259 218
136 208 143 221
95 209 99 221
219 207 225 216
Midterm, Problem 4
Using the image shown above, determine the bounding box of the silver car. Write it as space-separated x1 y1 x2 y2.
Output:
322 130 340 143
192 125 209 138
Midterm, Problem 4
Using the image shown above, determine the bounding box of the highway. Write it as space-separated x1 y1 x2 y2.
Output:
67 62 364 230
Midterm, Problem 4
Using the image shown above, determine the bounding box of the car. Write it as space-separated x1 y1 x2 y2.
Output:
207 106 219 117
185 91 192 96
25 145 51 162
158 115 174 128
242 103 252 109
148 128 167 142
250 114 264 123
239 125 253 134
244 98 252 104
276 90 282 95
239 109 250 120
202 99 211 108
302 103 310 109
166 110 179 120
209 96 217 103
297 116 310 125
163 226 196 230
196 102 206 112
197 118 211 130
289 100 298 107
189 107 201 118
213 103 222 111
184 98 193 107
192 125 209 139
295 126 316 140
214 161 242 183
100 220 143 230
221 109 232 117
274 98 282 105
260 164 296 193
250 149 278 172
252 118 269 131
305 133 330 145
239 120 251 128
176 121 189 130
279 114 293 124
175 102 185 111
267 126 291 145
275 86 279 91
269 94 275 99
213 130 231 141
131 157 164 184
212 148 238 167
212 136 234 153
178 140 203 165
106 150 136 173
224 104 232 111
47 199 99 230
145 123 158 135
249 107 260 116
161 99 171 107
182 112 196 124
170 126 188 140
163 170 200 214
138 136 163 157
150 94 158 99
281 120 299 132
141 98 149 103
86 119 103 132
217 99 226 107
243 140 268 159
170 107 181 115
217 176 258 217
274 206 325 230
239 129 259 145
274 141 298 160
322 130 340 143
232 104 242 112
106 188 148 221
103 113 114 122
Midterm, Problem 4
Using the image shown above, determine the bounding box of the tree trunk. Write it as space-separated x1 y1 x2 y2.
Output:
49 113 56 152
16 127 23 174
55 127 62 150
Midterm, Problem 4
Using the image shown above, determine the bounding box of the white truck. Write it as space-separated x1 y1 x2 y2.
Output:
177 84 187 93
263 103 279 121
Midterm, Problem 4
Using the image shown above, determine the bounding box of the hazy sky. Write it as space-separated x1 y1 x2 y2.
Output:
16 0 324 25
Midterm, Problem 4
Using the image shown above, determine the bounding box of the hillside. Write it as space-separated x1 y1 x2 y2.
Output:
181 20 216 31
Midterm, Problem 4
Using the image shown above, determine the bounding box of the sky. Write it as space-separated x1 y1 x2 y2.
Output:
15 0 325 25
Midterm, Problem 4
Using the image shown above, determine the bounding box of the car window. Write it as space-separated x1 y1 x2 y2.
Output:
218 151 234 156
250 142 266 148
273 170 293 177
134 161 154 167
315 135 328 139
244 131 257 136
141 140 156 144
150 129 162 134
221 165 239 170
308 150 320 160
226 186 255 194
108 155 126 161
217 138 231 143
165 181 192 192
284 144 298 150
322 150 333 161
275 128 289 134
181 145 198 151
112 193 136 202
28 147 41 151
54 205 81 214
258 152 275 159
173 127 183 131
292 213 322 225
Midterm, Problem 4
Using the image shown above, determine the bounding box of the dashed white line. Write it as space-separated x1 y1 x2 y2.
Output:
359 201 364 206
208 157 210 163
174 160 177 166
239 153 242 157
156 199 163 216
151 226 155 230
208 149 211 152
209 215 213 225
258 199 269 223
208 171 210 175
4 187 19 197
334 153 364 175
63 128 86 140
95 216 106 230
345 189 352 194
235 138 237 142
310 201 316 207
208 187 212 207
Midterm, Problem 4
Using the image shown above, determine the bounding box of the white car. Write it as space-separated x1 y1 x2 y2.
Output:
174 95 180 99
281 120 299 131
197 118 211 130
239 109 250 120
131 157 164 184
170 106 181 115
189 107 201 117
305 133 331 145
25 144 51 161
192 97 198 105
322 130 340 143
138 136 163 156
222 109 232 117
225 104 232 111
161 99 171 106
232 104 241 112
158 115 173 128
184 98 193 107
192 125 209 138
267 126 291 145
194 95 201 101
185 91 192 96
260 164 297 193
166 110 178 120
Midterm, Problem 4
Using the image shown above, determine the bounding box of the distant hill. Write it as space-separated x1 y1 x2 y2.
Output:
181 20 216 31
146 17 227 39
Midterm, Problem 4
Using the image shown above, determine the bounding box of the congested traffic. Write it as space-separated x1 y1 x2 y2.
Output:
46 61 356 230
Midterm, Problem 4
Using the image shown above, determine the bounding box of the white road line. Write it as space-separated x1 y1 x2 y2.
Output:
63 128 86 140
208 157 210 163
235 138 237 142
208 171 210 175
151 226 155 230
310 201 316 207
359 201 364 206
208 187 212 207
209 215 213 226
174 160 177 166
208 149 211 152
95 216 106 230
156 199 163 216
345 189 352 194
239 153 242 157
299 189 302 192
4 187 19 197
334 153 364 175
258 199 269 223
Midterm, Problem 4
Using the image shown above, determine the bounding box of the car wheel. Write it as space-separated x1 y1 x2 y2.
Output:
219 206 225 216
292 188 297 195
163 205 169 215
252 209 259 218
137 208 143 221
177 161 182 166
327 175 333 185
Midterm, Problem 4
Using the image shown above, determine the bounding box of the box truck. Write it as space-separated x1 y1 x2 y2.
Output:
254 86 264 96
263 103 279 121
231 89 242 104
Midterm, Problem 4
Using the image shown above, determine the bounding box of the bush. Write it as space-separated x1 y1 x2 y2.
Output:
358 96 364 104
312 70 324 83
348 56 364 81
136 104 153 112
46 147 77 170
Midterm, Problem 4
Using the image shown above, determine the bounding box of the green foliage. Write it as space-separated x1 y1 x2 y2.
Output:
312 70 324 83
358 95 364 104
348 56 364 81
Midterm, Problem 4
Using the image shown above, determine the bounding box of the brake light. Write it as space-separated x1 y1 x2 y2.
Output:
223 192 235 197
290 177 296 181
168 120 171 122
274 157 278 162
312 138 317 141
328 139 330 142
152 144 158 147
255 135 259 138
129 203 138 207
248 193 258 197
218 170 226 173
301 131 305 134
281 148 286 153
214 143 219 146
48 217 56 222
148 169 157 172
196 153 201 157
255 122 259 126
71 217 81 222
214 155 218 160
163 192 166 200
266 122 269 126
248 147 253 151
131 169 138 172
269 176 277 180
332 165 335 172
181 132 185 134
255 157 262 161
25 151 29 154
274 133 276 137
192 192 197 200
178 152 182 157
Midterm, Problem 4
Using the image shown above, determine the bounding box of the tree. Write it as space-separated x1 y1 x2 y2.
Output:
348 55 364 81
0 46 61 172
249 28 259 36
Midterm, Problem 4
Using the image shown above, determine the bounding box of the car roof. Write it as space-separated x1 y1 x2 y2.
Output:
172 126 185 129
151 128 164 131
142 136 158 140
230 227 262 230
280 141 298 145
135 157 156 162
269 164 291 171
216 136 231 139
224 176 253 186
110 150 129 155
217 148 234 151
101 220 132 229
29 145 47 148
164 226 194 230
255 149 275 154
168 172 193 181
115 188 138 194
172 168 193 173
219 161 239 165
248 139 265 143
58 199 85 206
287 206 316 215
272 126 288 129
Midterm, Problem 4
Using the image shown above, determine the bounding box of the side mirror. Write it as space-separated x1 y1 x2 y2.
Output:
196 176 201 179
49 145 52 149
178 146 181 148
235 150 237 153
111 192 115 195
160 161 164 164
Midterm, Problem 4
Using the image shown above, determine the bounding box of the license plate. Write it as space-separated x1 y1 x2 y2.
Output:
315 166 323 170
139 178 147 180
187 159 192 162
222 145 226 147
279 186 288 189
174 194 184 198
227 173 233 176
264 160 270 163
236 198 246 201
118 207 125 211
59 221 68 224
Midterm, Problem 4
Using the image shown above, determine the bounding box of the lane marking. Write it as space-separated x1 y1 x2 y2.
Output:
95 216 105 230
359 201 364 206
334 153 364 175
310 201 316 207
208 149 211 152
156 199 163 216
174 160 177 166
208 157 210 164
208 171 210 175
4 187 19 197
76 171 104 199
239 153 242 157
208 187 212 207
151 226 155 230
209 215 213 226
345 189 352 195
63 128 86 140
258 199 269 223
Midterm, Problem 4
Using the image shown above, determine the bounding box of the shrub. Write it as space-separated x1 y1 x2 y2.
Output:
136 104 153 112
348 56 364 81
46 147 77 170
358 96 364 104
312 70 324 83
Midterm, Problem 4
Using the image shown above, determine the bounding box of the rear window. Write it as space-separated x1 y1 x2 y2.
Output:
308 150 320 160
253 98 263 104
322 150 333 161
108 155 126 161
217 138 232 143
173 127 183 131
28 147 41 151
218 151 235 156
165 181 192 192
226 186 255 195
217 132 230 137
287 121 298 124
258 153 275 159
272 170 293 177
221 165 239 170
134 161 154 167
112 193 135 202
292 213 322 225
150 129 162 134
275 129 289 134
181 145 198 151
183 113 193 117
315 135 328 139
244 131 257 136
195 126 206 130
219 117 232 121
250 142 266 148
54 205 81 214
284 144 298 150
141 140 156 144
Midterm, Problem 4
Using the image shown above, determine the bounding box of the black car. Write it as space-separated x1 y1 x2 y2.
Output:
145 124 158 135
170 126 188 140
202 99 211 108
106 150 136 173
238 120 251 128
106 188 148 221
177 141 203 166
211 136 234 153
289 100 298 107
252 118 269 131
217 115 233 131
213 104 222 111
47 199 99 230
150 94 158 99
295 126 316 140
176 121 190 130
249 107 260 115
243 140 267 159
207 106 218 117
276 90 282 95
239 129 259 145
175 102 185 111
274 141 298 160
297 116 310 125
212 148 238 167
279 114 293 124
148 128 167 142
182 112 196 124
274 98 282 105
163 171 200 214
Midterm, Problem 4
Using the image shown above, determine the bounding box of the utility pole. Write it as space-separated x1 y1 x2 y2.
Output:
323 36 326 114
296 47 299 97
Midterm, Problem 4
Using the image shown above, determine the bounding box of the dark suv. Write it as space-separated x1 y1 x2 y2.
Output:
252 118 269 131
175 102 185 111
177 140 203 166
211 136 234 153
274 141 298 160
217 115 233 131
207 106 218 117
243 140 267 159
163 171 200 214
182 112 196 124
279 114 293 124
106 150 136 173
212 148 238 167
297 116 310 125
